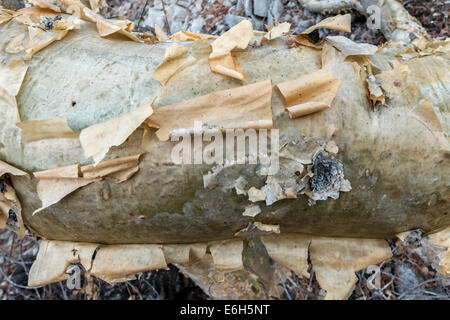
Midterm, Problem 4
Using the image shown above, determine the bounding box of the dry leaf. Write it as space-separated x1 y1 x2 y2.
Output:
32 154 142 215
302 14 351 34
309 237 392 300
163 243 207 264
79 101 153 164
154 24 168 42
277 69 341 118
0 8 14 25
90 244 167 283
135 32 158 44
80 153 141 183
17 118 79 143
9 8 79 58
82 8 139 41
294 34 323 49
24 25 68 59
153 44 196 86
326 36 378 57
5 32 26 54
0 159 28 177
0 60 27 121
294 14 351 49
261 233 310 278
32 177 97 215
428 227 450 276
171 30 218 42
29 240 168 286
260 234 392 299
209 20 253 80
145 80 272 142
209 239 243 272
367 74 385 106
29 240 213 286
28 240 99 287
0 86 20 122
0 179 25 238
0 60 28 96
264 22 290 40
176 253 272 299
58 0 139 41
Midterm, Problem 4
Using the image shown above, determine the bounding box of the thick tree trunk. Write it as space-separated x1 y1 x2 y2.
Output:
0 20 449 244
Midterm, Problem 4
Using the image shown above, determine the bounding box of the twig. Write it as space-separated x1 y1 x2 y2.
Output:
137 0 149 30
274 263 292 300
0 265 44 290
397 276 450 300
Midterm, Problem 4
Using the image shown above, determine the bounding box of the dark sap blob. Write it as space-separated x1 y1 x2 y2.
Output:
310 152 341 191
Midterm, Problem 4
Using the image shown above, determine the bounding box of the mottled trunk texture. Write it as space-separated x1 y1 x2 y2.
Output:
0 21 448 245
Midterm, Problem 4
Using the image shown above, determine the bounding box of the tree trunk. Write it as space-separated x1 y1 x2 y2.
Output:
0 18 449 245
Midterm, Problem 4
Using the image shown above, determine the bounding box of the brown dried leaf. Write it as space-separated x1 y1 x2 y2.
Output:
163 243 207 264
79 101 153 164
145 80 273 142
302 14 351 34
428 227 450 276
0 159 28 177
28 240 99 286
82 7 139 41
154 24 168 42
0 8 14 25
0 60 28 96
0 180 25 238
264 22 290 41
80 154 141 182
32 154 142 215
209 20 253 80
32 177 97 215
326 36 378 57
153 44 196 87
90 244 167 283
209 239 243 272
309 237 392 300
294 34 323 49
0 86 20 122
171 30 218 42
276 69 341 118
17 118 79 143
24 25 68 59
58 0 139 42
0 60 28 120
261 233 310 278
